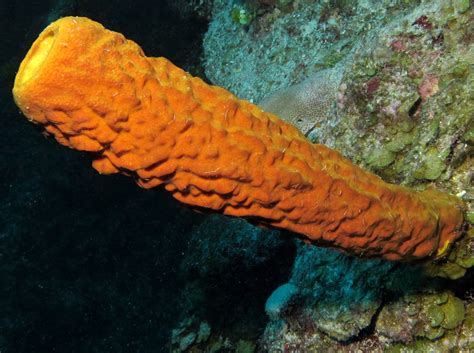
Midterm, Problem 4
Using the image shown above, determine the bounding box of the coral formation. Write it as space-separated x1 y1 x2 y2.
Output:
180 0 473 351
259 67 342 135
376 290 465 342
13 16 464 261
265 283 298 320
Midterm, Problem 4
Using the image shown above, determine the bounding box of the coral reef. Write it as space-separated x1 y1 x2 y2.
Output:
13 17 464 261
260 253 472 351
377 290 465 342
259 67 343 134
307 0 474 280
171 315 258 353
204 0 425 102
172 0 473 351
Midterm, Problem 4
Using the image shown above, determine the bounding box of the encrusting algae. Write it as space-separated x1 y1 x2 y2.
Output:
13 17 465 261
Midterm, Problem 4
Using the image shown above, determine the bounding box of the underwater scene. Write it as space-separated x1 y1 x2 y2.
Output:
1 0 473 352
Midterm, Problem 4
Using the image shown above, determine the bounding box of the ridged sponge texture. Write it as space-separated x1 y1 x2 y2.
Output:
13 17 464 261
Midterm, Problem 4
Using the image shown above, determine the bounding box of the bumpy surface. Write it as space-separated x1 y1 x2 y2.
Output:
13 17 464 261
259 67 343 135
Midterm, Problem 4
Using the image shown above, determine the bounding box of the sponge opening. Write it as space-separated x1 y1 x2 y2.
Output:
15 30 55 86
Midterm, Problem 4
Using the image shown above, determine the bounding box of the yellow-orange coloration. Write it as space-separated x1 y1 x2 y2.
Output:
13 17 464 261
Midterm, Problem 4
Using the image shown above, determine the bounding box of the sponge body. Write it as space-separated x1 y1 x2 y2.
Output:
13 17 464 261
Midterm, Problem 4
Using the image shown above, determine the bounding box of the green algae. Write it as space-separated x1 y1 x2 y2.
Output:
435 262 467 280
377 289 466 352
366 147 395 169
424 226 473 280
453 0 470 14
427 305 444 327
424 326 444 340
385 131 415 152
316 45 352 69
463 127 474 145
414 148 446 181
454 228 474 268
467 212 474 224
450 61 470 79
440 294 465 330
231 5 255 25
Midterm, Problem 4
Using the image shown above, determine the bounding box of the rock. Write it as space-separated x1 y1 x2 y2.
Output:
265 283 298 320
259 68 342 136
197 321 211 343
179 332 197 351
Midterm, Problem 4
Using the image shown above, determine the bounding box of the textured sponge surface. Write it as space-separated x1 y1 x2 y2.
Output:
13 17 464 261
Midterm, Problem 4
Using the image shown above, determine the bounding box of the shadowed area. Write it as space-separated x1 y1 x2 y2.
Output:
0 1 207 352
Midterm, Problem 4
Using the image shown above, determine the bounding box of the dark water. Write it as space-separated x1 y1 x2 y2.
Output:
0 1 208 352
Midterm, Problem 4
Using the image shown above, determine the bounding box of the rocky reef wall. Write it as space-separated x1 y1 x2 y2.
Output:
171 0 473 351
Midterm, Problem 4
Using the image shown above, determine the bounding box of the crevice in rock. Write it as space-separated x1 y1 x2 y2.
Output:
344 290 388 344
408 97 422 117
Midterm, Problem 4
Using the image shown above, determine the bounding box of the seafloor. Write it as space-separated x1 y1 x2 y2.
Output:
0 0 473 352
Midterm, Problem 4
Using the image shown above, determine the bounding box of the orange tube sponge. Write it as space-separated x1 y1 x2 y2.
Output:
13 17 464 261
